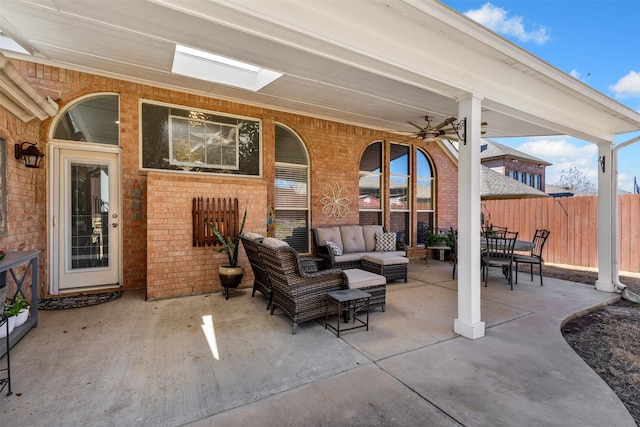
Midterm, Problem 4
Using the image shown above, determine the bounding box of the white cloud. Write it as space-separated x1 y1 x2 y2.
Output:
517 137 598 186
570 69 581 80
464 3 549 45
617 172 633 193
609 70 640 99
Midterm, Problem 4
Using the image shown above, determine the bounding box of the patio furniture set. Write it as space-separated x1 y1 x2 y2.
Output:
480 226 551 290
423 225 550 290
239 224 408 335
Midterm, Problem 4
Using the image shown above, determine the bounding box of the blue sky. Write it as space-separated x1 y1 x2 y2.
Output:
441 1 640 192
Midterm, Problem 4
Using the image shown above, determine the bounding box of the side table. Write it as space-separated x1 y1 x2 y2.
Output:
325 289 371 338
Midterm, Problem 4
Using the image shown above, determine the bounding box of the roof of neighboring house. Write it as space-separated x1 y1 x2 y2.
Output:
481 166 550 200
545 184 596 197
481 140 552 166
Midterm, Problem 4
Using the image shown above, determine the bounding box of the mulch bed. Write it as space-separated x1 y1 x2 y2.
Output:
562 301 640 423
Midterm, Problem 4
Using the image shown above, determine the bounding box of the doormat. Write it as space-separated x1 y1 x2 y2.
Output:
38 291 123 310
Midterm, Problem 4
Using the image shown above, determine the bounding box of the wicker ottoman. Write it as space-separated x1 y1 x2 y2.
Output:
343 269 387 311
361 253 408 283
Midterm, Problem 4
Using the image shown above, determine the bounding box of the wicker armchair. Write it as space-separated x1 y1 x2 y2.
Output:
257 242 347 334
240 234 273 309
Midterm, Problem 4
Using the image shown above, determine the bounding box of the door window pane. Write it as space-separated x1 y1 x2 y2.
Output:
71 163 110 269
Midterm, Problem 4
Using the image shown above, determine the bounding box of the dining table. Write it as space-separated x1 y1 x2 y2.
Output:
480 238 534 252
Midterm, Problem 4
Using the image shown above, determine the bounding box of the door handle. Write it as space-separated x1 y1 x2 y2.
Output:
111 223 118 228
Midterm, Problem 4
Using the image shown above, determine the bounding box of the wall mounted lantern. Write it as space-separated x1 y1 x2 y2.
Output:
14 142 45 168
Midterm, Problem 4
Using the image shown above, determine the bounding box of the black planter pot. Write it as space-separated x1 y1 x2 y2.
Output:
219 266 244 299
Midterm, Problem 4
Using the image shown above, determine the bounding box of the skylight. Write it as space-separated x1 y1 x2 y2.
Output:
0 30 30 55
172 45 282 92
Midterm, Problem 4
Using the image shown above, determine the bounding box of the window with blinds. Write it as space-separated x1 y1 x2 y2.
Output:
274 124 309 253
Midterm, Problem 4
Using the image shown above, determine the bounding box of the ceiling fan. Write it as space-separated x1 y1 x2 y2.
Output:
406 116 487 144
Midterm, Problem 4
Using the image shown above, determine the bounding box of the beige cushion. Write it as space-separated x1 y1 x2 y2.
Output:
362 225 384 252
315 227 343 252
261 237 289 248
344 268 386 289
339 225 366 253
381 250 407 257
333 253 362 264
242 232 263 241
362 253 409 265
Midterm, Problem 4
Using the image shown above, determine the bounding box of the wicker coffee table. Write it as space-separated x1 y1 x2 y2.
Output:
325 289 371 338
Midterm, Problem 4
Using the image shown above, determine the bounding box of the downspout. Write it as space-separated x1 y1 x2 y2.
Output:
612 135 640 302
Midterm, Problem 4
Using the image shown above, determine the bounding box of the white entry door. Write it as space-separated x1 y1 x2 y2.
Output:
52 147 121 292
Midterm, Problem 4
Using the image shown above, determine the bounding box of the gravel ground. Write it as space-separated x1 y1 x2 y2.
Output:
545 264 640 424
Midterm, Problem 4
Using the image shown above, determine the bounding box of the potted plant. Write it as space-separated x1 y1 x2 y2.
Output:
426 232 451 248
209 210 247 299
5 295 29 327
0 285 15 339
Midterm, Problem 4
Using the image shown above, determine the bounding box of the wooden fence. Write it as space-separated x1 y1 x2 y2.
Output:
482 194 640 273
192 197 239 247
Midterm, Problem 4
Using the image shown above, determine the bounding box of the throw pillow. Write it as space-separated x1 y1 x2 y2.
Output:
322 240 343 256
375 232 397 252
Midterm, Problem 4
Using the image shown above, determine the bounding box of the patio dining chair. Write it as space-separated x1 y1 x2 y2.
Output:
482 230 518 290
482 224 508 238
514 229 551 286
449 227 458 279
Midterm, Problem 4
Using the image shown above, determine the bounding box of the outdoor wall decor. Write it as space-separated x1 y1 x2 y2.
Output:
267 205 277 237
141 101 261 176
320 183 351 219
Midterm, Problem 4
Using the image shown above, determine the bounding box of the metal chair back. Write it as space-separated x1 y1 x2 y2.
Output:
531 229 551 259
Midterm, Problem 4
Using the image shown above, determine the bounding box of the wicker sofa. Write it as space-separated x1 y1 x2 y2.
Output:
312 225 407 269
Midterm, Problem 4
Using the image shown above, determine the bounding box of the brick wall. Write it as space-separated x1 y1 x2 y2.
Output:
146 172 267 300
503 158 546 191
3 58 460 299
0 95 44 299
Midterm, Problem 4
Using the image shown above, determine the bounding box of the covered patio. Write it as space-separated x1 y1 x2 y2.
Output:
1 262 632 426
1 0 639 343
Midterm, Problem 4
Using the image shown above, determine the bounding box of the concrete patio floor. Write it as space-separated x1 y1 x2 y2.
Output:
0 260 634 426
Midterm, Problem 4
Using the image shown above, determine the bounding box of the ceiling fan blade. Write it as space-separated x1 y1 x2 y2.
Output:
408 121 426 131
434 117 456 131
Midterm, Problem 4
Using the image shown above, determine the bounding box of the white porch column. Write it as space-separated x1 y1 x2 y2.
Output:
595 141 615 292
454 94 485 339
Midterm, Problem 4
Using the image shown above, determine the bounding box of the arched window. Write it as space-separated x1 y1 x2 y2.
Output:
274 124 309 253
389 144 410 244
359 142 436 247
53 94 119 145
416 149 434 245
359 141 382 225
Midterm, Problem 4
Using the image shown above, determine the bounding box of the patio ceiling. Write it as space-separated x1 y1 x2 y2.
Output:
1 0 639 142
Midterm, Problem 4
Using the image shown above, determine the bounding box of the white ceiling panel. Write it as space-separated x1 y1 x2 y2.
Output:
0 0 636 142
